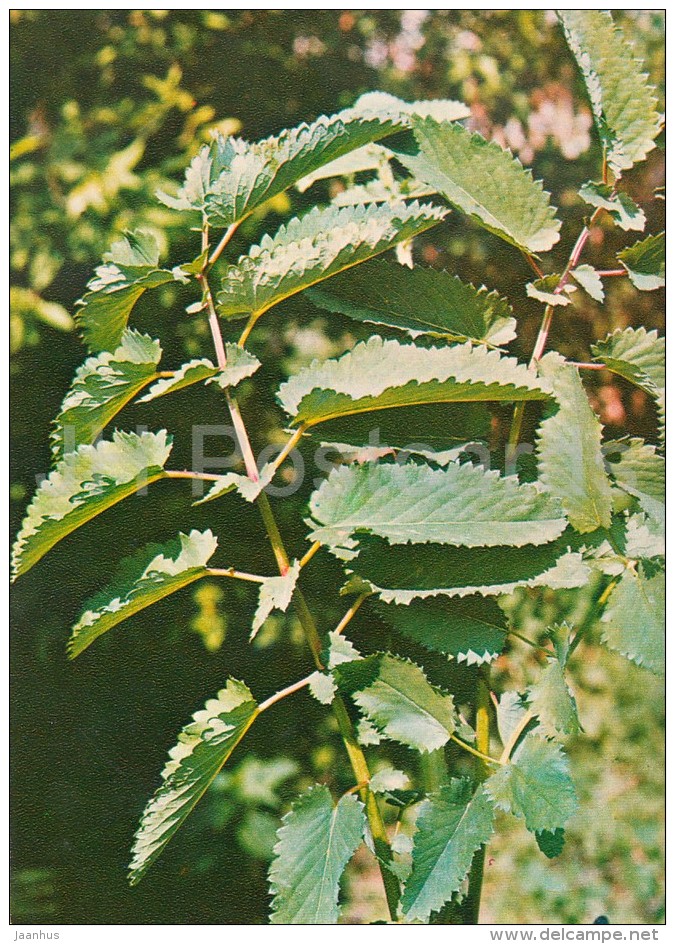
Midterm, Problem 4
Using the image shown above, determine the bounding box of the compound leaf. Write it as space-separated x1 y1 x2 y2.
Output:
216 201 446 322
401 780 495 921
559 11 662 176
68 530 218 658
278 337 550 429
376 595 507 666
601 566 664 674
269 785 365 924
309 461 566 548
336 653 456 752
536 354 613 533
485 735 578 832
12 430 172 580
76 230 180 353
398 117 561 253
129 679 258 885
618 233 665 291
592 327 664 426
52 330 161 459
308 260 516 346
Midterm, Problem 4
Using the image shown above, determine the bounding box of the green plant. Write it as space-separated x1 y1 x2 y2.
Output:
12 11 663 924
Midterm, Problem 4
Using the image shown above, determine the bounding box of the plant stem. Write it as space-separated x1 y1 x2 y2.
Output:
298 540 322 570
198 221 401 921
449 733 501 767
206 567 268 583
499 708 534 764
208 222 240 267
507 203 609 456
259 674 314 713
463 669 492 925
333 592 370 637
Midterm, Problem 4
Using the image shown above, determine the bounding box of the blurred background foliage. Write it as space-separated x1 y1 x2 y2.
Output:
10 9 664 924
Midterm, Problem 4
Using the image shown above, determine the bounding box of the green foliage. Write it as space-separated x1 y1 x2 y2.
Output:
129 679 259 886
398 117 561 253
11 10 664 925
76 230 181 352
308 260 516 345
51 330 162 458
309 461 566 548
485 735 578 832
559 11 662 175
617 233 665 291
12 430 172 579
269 785 365 924
278 337 550 428
601 568 665 675
401 780 495 921
536 354 613 533
337 654 456 753
68 530 218 658
140 346 261 402
578 182 646 232
216 201 446 323
251 562 301 640
375 596 507 665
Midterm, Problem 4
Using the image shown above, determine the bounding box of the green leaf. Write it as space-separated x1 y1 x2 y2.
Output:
129 679 258 885
336 653 456 752
309 461 566 549
570 265 605 303
559 11 662 176
349 533 591 604
68 530 218 658
331 175 436 208
12 430 172 580
51 330 161 459
526 276 574 307
592 326 664 398
398 117 561 253
485 734 578 832
369 767 410 793
496 692 530 749
578 181 646 232
251 561 301 639
601 566 664 674
376 596 507 666
605 438 664 523
76 230 179 352
216 201 446 322
164 95 466 227
536 354 613 533
624 512 664 561
618 233 665 290
308 260 516 346
316 402 490 460
140 345 260 402
326 630 363 669
278 336 551 429
308 671 337 706
401 780 495 921
527 660 580 739
269 785 365 924
536 828 565 859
